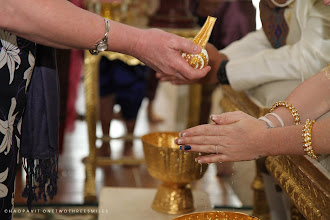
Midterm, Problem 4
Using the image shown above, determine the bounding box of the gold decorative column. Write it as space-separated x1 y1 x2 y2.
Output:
83 51 102 202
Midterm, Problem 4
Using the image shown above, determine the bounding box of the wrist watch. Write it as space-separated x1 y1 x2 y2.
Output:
89 18 110 55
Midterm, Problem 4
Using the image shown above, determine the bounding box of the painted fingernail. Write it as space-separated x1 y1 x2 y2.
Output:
180 146 183 150
177 139 182 144
195 158 198 162
184 145 191 150
180 132 186 137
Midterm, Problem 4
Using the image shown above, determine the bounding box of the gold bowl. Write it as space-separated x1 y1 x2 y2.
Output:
141 132 208 215
173 211 259 220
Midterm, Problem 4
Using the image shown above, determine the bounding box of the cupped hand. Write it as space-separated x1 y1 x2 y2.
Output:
132 28 211 81
156 43 226 85
175 111 270 163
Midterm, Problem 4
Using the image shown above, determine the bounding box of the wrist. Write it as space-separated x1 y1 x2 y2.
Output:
264 113 284 127
126 27 144 57
108 21 142 56
217 60 229 84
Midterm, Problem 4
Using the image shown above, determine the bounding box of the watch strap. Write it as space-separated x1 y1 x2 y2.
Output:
89 18 110 55
217 60 229 84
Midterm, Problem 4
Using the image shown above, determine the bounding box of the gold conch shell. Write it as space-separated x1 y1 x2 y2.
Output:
182 16 217 69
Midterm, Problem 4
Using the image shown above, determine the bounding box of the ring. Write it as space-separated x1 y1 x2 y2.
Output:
215 145 219 154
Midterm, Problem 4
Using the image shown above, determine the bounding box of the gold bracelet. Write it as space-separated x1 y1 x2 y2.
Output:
302 119 318 159
270 101 301 125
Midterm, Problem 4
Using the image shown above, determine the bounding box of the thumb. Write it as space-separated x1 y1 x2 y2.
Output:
173 37 202 54
210 111 246 125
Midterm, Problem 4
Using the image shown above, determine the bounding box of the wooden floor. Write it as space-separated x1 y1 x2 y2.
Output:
14 82 252 209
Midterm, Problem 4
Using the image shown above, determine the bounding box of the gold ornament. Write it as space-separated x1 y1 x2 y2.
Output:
182 16 217 69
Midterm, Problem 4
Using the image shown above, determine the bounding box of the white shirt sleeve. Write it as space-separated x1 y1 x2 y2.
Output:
220 1 330 92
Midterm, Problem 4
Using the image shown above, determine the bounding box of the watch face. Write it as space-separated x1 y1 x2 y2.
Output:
97 42 107 52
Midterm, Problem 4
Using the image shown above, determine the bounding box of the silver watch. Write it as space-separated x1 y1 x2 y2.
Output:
89 18 110 55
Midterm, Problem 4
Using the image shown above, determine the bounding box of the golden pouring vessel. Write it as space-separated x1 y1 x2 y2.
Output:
182 16 217 69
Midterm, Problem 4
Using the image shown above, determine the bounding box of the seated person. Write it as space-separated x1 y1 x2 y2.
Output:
99 57 147 156
176 63 330 220
159 0 330 91
176 64 330 162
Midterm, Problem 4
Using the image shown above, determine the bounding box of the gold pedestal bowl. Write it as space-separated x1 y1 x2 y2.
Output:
141 132 208 215
173 211 259 220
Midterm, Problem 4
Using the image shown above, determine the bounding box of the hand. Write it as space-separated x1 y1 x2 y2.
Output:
174 111 270 163
132 28 211 81
156 43 227 84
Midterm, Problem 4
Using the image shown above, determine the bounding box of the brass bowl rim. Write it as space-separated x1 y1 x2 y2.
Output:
141 131 179 148
173 211 259 220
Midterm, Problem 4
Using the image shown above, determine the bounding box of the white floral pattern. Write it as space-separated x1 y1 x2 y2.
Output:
23 51 35 91
0 30 21 84
0 29 36 216
0 98 18 155
0 168 9 198
15 119 22 163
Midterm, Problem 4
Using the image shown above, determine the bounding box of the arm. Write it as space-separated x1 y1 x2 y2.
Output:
220 29 272 61
263 66 330 127
175 111 330 163
0 0 210 79
175 66 330 163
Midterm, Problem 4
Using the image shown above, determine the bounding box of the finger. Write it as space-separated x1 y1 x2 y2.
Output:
176 135 225 146
175 59 210 80
155 72 163 78
179 144 224 155
179 124 223 137
161 75 179 82
195 154 229 163
188 66 211 80
169 36 201 54
210 111 246 125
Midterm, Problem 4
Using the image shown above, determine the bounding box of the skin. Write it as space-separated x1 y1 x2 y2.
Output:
323 0 330 5
157 43 226 84
175 66 330 163
0 0 210 80
173 0 330 163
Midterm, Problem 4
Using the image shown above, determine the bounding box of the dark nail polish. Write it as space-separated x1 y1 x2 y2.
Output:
184 145 191 150
180 146 183 150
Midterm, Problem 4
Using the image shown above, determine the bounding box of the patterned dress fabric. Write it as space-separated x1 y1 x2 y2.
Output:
0 29 36 219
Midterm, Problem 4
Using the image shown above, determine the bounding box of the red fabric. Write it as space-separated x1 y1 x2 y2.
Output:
65 0 84 132
65 49 83 132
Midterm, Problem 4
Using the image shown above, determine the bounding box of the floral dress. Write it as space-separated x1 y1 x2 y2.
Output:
0 29 36 219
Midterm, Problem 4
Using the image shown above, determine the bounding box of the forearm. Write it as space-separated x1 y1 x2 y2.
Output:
0 0 139 54
265 117 330 156
267 68 330 127
220 30 270 61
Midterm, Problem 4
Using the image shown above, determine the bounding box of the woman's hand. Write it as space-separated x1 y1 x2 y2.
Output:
175 111 270 163
156 43 226 84
131 28 211 81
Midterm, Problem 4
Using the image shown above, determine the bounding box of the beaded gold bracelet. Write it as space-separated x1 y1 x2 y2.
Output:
270 101 301 125
302 119 318 159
